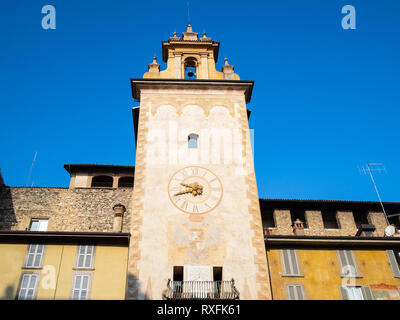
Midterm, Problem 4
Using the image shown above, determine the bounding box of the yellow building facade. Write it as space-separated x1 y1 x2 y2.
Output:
0 231 129 300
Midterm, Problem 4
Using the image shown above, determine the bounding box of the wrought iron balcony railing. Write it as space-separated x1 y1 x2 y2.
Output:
162 279 240 300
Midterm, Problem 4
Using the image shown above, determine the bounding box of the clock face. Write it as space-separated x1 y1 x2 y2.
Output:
168 166 223 214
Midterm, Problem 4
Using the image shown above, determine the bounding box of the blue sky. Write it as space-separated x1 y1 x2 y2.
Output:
0 0 399 202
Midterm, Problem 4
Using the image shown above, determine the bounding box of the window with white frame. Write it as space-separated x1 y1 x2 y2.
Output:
71 274 91 300
281 249 302 276
337 250 360 277
339 286 374 300
24 244 45 268
29 219 48 231
75 244 95 269
286 284 305 300
17 273 39 300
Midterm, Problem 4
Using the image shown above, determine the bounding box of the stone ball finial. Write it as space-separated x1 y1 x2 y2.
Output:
224 57 229 65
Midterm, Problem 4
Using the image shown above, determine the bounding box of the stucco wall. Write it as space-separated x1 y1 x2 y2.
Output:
267 247 400 300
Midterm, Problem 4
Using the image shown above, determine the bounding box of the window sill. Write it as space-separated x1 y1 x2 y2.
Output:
22 267 43 270
282 274 304 278
72 268 95 271
340 275 363 279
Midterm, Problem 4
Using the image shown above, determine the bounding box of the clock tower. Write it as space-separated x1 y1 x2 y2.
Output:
126 25 271 300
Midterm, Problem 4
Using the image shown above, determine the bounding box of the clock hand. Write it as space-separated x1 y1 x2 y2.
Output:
174 189 193 196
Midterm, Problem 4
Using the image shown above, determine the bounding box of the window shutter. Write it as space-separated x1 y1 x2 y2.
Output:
338 250 359 277
289 250 300 275
286 284 304 300
361 286 374 300
281 249 300 276
281 250 290 275
295 285 304 300
286 285 295 300
386 250 400 278
339 286 349 300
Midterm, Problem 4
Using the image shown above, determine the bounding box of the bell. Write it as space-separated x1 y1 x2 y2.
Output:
187 70 195 77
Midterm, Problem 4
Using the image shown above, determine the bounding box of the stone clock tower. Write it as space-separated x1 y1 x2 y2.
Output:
126 25 271 300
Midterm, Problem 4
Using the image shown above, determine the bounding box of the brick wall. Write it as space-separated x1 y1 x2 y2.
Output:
0 187 132 232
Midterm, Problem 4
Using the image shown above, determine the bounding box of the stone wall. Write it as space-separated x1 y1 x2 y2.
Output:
0 187 132 232
264 208 389 237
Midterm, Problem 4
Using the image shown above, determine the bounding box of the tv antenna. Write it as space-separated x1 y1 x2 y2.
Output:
359 163 389 225
26 151 37 187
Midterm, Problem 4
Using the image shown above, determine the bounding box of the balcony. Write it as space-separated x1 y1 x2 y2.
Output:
162 279 240 300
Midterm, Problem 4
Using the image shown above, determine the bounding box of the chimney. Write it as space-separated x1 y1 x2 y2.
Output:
292 218 305 235
112 204 126 232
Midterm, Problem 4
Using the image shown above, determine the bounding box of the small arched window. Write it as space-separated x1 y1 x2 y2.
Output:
188 133 199 149
118 176 134 188
91 175 113 188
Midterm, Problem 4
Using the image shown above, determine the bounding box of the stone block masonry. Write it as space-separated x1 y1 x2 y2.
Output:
0 187 132 232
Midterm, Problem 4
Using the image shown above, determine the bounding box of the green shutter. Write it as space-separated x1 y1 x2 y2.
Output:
386 250 400 278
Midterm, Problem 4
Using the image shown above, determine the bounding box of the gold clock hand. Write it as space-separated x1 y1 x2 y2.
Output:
174 189 192 196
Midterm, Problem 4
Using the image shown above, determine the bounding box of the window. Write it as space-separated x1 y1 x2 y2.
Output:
337 250 360 277
173 266 184 298
322 210 339 229
290 209 308 228
388 215 400 229
71 274 91 300
387 250 400 278
29 219 48 231
262 208 276 229
118 176 134 188
286 284 305 300
281 249 302 276
353 209 370 229
24 244 45 268
76 245 95 269
339 286 374 300
188 133 198 149
91 175 113 187
17 273 39 300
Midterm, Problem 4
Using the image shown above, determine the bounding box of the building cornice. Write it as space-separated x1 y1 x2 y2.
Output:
0 231 130 244
265 235 400 247
130 78 254 103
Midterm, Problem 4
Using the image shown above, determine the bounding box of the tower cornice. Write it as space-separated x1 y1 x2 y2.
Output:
130 78 254 103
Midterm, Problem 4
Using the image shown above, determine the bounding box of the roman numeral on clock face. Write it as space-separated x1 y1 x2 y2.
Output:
180 200 188 211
